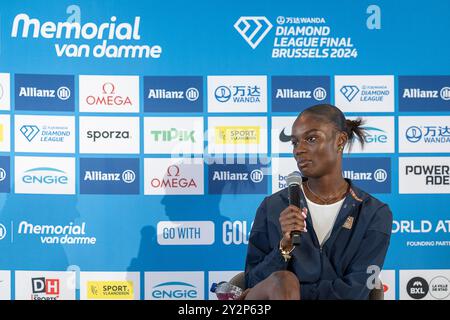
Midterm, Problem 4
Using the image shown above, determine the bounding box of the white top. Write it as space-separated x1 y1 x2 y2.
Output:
301 184 345 246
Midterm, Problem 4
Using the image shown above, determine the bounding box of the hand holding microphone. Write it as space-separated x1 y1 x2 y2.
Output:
279 171 308 251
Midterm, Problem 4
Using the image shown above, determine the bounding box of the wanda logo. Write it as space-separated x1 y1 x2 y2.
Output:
150 165 197 189
86 82 132 106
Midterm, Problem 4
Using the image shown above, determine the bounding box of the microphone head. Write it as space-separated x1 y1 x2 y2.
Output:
286 171 302 186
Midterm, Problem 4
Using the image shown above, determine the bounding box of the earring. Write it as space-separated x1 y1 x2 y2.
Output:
338 145 344 152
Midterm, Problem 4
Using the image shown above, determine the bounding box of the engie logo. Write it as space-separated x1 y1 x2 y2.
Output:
399 76 450 112
15 74 74 111
342 157 391 193
234 17 273 49
0 156 10 193
145 272 204 300
144 158 204 195
144 76 203 112
272 76 330 112
87 281 134 300
399 157 450 194
0 73 11 111
144 117 204 155
157 221 215 245
334 76 394 112
79 116 140 154
208 161 268 194
15 156 75 194
31 278 60 300
15 115 75 153
79 75 139 113
399 116 450 153
345 116 395 154
207 76 267 113
80 158 139 194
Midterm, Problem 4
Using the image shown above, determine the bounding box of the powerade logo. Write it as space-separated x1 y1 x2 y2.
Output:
272 76 330 111
405 126 450 143
0 156 10 193
342 157 391 193
151 282 198 299
208 162 268 194
15 74 74 111
144 76 203 112
80 158 139 194
22 167 68 185
399 76 450 112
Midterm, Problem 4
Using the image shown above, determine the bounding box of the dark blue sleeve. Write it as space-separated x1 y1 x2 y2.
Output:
245 197 288 288
301 204 393 300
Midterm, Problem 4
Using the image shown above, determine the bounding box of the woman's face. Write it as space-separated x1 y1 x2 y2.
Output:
291 113 346 178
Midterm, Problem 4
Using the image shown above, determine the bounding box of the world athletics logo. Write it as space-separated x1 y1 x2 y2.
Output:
234 17 273 49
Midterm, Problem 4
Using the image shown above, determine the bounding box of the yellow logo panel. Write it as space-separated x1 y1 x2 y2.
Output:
215 126 260 144
87 281 134 300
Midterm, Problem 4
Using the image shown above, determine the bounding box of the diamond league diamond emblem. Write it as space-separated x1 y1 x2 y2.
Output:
234 16 273 49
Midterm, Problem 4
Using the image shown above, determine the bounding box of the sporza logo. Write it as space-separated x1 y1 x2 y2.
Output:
234 17 273 49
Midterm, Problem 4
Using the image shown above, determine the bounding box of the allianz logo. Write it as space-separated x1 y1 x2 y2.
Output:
147 88 199 101
22 167 68 184
343 169 387 183
212 169 264 183
151 281 198 299
150 129 195 142
83 170 136 183
18 86 71 100
275 87 326 101
403 87 450 100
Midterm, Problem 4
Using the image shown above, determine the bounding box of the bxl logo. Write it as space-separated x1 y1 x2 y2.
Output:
234 17 273 49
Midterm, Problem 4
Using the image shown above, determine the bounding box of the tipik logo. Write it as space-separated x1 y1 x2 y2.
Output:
340 85 360 102
0 223 6 240
20 125 40 142
406 126 423 143
234 16 273 49
407 277 429 299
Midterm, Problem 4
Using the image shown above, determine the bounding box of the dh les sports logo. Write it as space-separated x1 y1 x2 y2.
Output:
234 17 272 49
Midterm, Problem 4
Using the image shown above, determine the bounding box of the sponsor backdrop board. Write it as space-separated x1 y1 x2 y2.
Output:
0 0 449 300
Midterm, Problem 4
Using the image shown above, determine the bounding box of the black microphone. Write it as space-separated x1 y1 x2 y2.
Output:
286 171 303 246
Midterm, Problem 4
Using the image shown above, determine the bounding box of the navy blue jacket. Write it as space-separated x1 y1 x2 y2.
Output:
245 179 393 300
